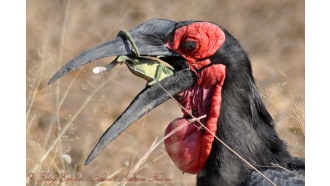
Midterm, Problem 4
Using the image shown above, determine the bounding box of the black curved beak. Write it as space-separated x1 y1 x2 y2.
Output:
48 19 197 165
85 69 195 165
48 19 179 84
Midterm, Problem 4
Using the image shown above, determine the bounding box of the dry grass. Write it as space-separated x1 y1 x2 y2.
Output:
27 0 304 185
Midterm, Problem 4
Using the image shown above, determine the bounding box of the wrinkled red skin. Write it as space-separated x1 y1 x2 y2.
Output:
164 22 226 174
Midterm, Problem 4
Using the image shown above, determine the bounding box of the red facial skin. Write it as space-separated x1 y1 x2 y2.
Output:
164 22 226 174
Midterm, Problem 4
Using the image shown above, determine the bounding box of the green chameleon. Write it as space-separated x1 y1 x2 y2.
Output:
93 30 174 86
117 55 174 86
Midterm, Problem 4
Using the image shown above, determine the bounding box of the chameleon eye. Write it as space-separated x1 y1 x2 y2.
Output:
180 40 198 53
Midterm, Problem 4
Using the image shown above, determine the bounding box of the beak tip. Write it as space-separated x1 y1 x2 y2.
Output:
84 158 92 166
47 65 73 85
85 142 103 166
47 76 56 85
48 72 63 85
85 152 95 165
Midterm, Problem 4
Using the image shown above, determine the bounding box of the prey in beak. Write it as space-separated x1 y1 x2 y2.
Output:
48 19 196 165
92 30 175 86
48 19 186 84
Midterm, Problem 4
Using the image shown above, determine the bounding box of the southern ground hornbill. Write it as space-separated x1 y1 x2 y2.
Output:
49 19 305 185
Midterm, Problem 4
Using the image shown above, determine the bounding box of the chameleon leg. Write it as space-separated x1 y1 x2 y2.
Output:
147 63 166 86
92 57 123 74
117 30 140 56
92 55 132 74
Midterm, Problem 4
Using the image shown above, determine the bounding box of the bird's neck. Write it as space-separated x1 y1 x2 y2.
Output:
197 58 291 186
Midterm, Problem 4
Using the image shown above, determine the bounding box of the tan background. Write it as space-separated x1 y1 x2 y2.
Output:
27 0 304 185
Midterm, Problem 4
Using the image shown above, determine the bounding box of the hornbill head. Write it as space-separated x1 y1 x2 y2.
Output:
49 18 257 174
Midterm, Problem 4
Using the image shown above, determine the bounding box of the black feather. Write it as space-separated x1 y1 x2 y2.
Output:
196 26 304 186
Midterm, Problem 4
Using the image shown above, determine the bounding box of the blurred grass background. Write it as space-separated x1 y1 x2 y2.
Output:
27 0 304 185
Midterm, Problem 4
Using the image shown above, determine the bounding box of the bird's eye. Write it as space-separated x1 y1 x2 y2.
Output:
180 40 197 53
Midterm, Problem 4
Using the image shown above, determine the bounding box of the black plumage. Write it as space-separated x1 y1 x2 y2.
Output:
49 19 305 186
196 26 304 186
